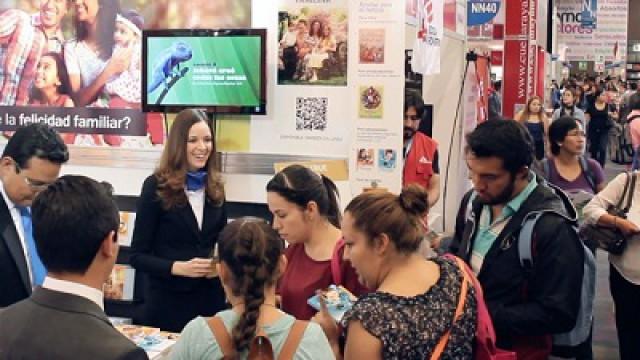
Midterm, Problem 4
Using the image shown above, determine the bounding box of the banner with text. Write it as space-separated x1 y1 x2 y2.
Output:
0 0 251 148
556 0 627 62
349 0 405 195
412 0 444 75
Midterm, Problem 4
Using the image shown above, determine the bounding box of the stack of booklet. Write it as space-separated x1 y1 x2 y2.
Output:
115 325 179 360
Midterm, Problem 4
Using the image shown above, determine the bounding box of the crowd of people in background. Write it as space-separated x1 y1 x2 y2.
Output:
1 75 640 359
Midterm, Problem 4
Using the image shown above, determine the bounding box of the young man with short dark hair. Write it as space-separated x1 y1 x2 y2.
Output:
449 120 584 358
0 175 148 360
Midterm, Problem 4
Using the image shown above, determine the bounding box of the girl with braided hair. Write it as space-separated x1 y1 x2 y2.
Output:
170 218 334 359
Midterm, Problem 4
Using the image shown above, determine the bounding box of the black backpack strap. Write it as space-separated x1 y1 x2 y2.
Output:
578 156 597 193
459 191 480 258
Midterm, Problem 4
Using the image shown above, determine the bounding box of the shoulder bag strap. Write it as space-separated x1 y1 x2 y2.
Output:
578 156 597 193
430 259 470 360
207 316 237 359
615 172 632 213
622 172 638 214
278 320 309 360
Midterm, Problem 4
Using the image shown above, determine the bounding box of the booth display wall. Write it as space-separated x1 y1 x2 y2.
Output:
66 0 405 206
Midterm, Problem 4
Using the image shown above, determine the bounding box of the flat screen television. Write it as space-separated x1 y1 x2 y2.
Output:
142 28 266 114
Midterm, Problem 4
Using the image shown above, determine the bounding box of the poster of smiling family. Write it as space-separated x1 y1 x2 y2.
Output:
0 0 251 148
277 1 348 86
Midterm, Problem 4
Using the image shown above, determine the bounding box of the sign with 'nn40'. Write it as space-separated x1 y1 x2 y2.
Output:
467 0 501 26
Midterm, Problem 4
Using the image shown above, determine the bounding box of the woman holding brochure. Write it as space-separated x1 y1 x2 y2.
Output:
266 164 367 320
313 185 477 359
130 109 227 332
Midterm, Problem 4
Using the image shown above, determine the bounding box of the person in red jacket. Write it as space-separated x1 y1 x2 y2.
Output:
403 90 440 207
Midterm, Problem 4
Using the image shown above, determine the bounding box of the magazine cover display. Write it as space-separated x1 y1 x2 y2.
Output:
118 212 136 247
104 265 136 301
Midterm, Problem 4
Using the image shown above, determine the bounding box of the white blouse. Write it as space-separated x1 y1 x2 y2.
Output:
186 188 205 230
583 172 640 285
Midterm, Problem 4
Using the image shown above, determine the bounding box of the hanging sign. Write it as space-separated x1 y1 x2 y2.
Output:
580 0 597 29
467 0 501 26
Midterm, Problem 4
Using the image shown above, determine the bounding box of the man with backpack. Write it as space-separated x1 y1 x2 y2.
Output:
449 120 585 358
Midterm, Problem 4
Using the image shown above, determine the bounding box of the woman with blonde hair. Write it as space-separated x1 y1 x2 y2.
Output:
131 109 227 332
515 96 550 160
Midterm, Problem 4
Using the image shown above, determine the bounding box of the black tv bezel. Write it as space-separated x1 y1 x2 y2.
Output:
142 28 267 115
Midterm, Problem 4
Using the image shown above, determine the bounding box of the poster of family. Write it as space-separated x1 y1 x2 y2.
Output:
0 0 250 148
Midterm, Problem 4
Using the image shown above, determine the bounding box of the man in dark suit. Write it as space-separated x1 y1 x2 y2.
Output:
0 124 68 307
0 175 148 359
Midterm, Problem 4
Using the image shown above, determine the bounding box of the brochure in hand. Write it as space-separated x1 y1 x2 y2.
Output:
307 285 357 322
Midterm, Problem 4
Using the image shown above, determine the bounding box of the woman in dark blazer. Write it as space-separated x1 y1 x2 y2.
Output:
130 109 227 332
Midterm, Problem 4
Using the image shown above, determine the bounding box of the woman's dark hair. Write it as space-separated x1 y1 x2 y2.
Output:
266 165 341 228
560 87 578 117
466 120 534 174
548 116 580 155
345 185 428 254
155 109 224 209
309 19 322 37
630 93 640 111
594 88 604 99
30 52 72 103
75 0 120 60
218 218 284 352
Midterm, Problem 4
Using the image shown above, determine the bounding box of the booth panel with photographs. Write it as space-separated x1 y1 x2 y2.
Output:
0 0 251 153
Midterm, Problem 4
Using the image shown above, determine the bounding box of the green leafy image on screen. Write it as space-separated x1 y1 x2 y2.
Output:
146 36 261 107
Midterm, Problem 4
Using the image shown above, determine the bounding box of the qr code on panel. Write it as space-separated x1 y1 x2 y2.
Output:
296 97 328 131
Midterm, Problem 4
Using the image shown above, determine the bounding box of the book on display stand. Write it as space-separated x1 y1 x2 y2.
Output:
118 212 136 247
105 265 136 301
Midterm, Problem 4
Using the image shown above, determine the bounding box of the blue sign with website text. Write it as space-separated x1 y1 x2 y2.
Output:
467 0 501 26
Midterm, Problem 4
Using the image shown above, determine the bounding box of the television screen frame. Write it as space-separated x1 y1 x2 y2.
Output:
142 28 267 115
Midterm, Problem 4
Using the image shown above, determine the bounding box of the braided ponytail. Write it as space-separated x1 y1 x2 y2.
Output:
217 218 284 352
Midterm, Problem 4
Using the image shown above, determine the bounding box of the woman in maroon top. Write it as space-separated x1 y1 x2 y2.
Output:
267 165 366 320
